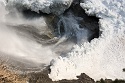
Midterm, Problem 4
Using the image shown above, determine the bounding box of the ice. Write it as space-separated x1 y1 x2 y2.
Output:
1 0 125 81
49 0 125 81
7 0 73 15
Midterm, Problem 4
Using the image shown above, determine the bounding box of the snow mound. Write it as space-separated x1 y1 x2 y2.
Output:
6 0 73 15
49 0 125 81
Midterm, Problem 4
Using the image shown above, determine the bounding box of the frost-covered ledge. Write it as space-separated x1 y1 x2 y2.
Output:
6 0 73 15
49 0 125 81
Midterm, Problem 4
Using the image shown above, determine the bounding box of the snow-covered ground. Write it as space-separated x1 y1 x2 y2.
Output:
49 0 125 81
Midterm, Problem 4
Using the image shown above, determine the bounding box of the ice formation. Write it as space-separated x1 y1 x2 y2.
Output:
0 0 125 81
49 0 125 81
7 0 73 15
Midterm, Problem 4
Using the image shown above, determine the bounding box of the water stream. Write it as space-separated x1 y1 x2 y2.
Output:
0 0 99 72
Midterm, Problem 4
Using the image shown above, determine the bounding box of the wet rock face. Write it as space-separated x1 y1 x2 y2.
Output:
28 68 95 83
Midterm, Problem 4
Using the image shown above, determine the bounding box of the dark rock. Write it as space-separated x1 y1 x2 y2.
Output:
28 69 95 83
123 68 125 72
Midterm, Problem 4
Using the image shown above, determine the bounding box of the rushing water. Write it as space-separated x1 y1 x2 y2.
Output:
1 0 125 81
0 0 99 72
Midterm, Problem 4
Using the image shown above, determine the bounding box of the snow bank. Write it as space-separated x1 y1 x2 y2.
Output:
49 0 125 81
7 0 73 15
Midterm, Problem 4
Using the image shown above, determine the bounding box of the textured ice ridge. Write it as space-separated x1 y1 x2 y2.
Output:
6 0 73 15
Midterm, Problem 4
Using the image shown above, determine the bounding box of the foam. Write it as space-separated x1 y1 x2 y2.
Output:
49 0 125 81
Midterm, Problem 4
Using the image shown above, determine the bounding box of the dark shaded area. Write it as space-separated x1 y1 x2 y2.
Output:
27 67 125 83
0 76 12 83
22 9 50 19
67 0 100 41
96 79 125 83
19 0 100 42
21 1 124 82
123 68 125 72
11 24 55 45
0 64 125 83
28 67 95 83
48 0 100 42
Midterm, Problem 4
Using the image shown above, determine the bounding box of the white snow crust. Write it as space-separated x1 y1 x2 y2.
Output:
7 0 73 14
49 0 125 81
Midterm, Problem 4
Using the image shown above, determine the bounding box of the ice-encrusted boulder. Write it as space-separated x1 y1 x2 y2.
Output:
6 0 73 15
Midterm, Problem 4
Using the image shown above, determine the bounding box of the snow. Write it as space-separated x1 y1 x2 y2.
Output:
7 0 73 15
49 0 125 81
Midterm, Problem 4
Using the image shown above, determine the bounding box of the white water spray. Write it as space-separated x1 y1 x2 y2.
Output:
0 2 57 70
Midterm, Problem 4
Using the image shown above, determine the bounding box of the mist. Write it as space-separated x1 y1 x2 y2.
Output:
0 1 58 71
0 0 91 72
